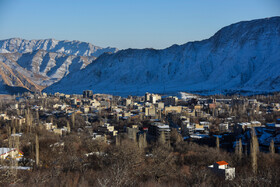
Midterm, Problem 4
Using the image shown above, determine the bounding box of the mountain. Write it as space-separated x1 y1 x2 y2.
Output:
0 59 42 94
45 17 280 96
0 38 118 94
0 50 97 93
0 38 118 57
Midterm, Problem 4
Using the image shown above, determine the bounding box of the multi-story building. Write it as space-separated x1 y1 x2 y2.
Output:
164 96 178 106
83 90 93 99
144 106 156 116
148 122 170 142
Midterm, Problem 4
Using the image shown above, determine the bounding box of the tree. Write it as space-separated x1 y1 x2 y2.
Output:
250 128 259 174
71 113 75 128
138 133 147 150
159 131 166 145
216 136 220 149
235 138 243 160
116 135 121 146
67 121 71 133
36 133 39 166
269 139 275 155
238 138 243 158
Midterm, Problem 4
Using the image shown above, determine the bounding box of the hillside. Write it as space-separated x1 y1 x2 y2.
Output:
0 38 118 93
45 17 280 96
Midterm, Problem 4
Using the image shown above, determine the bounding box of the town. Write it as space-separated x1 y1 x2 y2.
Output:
0 90 279 186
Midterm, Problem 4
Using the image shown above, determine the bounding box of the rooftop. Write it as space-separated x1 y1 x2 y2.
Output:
216 161 228 165
153 122 169 129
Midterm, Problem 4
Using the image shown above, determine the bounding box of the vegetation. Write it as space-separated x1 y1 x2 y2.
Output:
0 92 279 186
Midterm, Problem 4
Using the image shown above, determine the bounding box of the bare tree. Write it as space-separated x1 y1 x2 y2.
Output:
269 139 275 155
216 136 220 149
72 113 75 129
36 133 39 166
238 138 243 159
159 131 166 145
250 128 259 174
67 121 71 133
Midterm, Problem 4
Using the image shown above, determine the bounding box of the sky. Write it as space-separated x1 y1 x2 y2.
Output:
0 0 279 49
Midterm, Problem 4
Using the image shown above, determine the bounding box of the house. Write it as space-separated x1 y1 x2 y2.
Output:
0 148 23 160
10 103 18 110
53 128 63 136
219 123 229 132
234 122 251 134
276 119 280 128
98 123 117 136
208 161 235 180
0 114 10 120
81 106 90 113
195 123 204 131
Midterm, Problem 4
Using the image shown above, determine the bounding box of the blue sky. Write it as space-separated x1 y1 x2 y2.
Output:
0 0 279 49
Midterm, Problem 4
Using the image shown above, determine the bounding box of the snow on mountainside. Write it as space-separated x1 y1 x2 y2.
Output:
0 50 96 89
0 38 118 57
45 17 280 96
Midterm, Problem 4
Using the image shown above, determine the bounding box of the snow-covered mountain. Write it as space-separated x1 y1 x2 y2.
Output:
0 38 118 94
0 50 96 93
0 38 118 57
45 17 280 96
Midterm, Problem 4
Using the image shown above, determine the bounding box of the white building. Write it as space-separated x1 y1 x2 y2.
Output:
208 161 235 180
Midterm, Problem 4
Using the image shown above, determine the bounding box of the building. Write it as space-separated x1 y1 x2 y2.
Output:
145 106 156 116
0 148 23 160
148 122 170 142
275 119 280 128
124 98 132 106
155 102 164 109
81 106 90 113
145 92 151 102
98 123 114 133
145 93 161 103
208 161 235 180
219 123 229 132
83 90 93 99
164 106 182 114
164 96 178 106
98 123 118 136
53 128 63 136
151 94 161 104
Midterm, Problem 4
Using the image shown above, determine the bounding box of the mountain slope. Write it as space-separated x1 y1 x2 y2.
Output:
0 50 96 89
0 38 118 57
45 17 280 96
0 60 42 94
0 38 119 93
